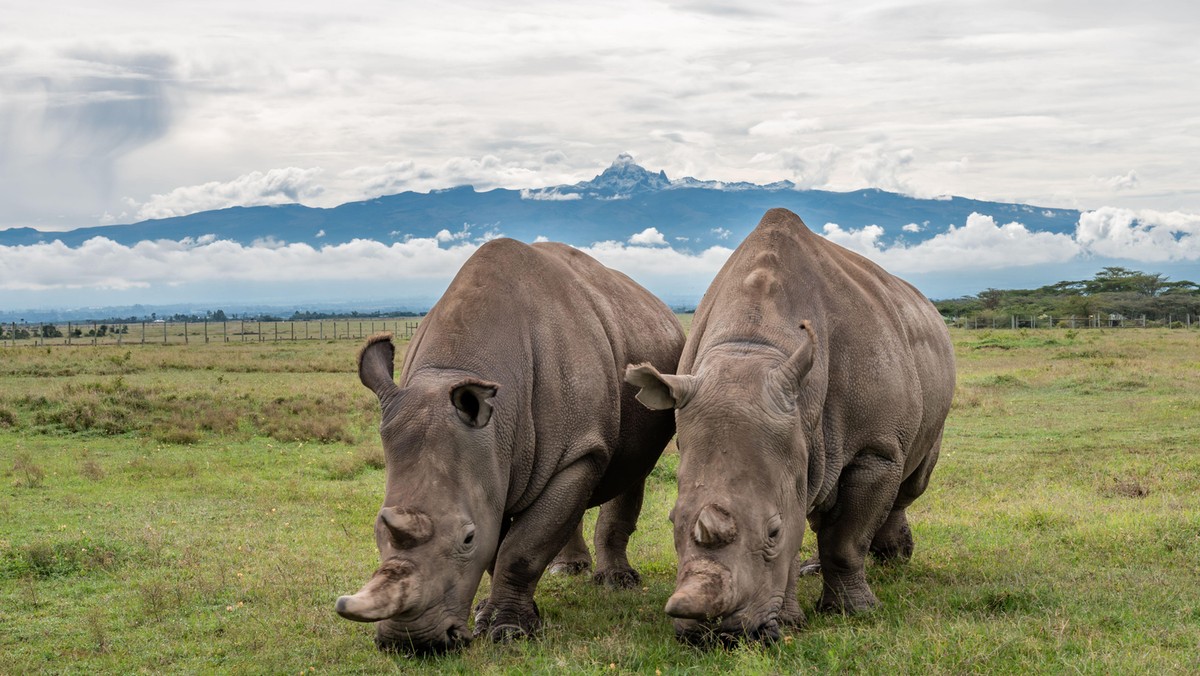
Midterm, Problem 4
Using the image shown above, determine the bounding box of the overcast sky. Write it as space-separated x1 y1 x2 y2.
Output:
1 1 1198 307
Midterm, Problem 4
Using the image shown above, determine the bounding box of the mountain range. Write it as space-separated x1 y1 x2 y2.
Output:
0 153 1079 250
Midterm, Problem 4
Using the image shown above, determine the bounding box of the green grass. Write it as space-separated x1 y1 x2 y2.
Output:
1 326 1199 673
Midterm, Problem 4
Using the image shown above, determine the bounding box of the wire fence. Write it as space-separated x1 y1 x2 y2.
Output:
0 318 423 347
946 314 1197 330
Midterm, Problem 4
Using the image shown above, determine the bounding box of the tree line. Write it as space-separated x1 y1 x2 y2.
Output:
934 267 1200 324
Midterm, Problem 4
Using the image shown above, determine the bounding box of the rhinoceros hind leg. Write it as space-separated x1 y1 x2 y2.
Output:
870 434 940 564
869 509 913 563
548 520 593 576
592 479 646 589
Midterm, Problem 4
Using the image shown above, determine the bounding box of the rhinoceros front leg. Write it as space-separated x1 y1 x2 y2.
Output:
592 478 645 588
474 458 600 642
547 520 593 576
814 451 903 614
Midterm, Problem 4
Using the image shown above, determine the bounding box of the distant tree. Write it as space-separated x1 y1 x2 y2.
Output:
978 288 1005 310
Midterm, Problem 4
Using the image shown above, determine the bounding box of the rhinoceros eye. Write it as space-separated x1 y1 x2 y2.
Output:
462 525 476 546
766 515 783 543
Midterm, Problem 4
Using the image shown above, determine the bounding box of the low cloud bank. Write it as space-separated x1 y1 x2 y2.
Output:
3 209 1198 297
128 168 326 221
822 213 1081 273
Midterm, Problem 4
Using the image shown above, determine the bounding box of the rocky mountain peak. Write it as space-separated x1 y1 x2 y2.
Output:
574 154 671 196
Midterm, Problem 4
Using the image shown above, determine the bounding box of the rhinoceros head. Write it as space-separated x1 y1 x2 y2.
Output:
336 335 504 654
625 323 816 644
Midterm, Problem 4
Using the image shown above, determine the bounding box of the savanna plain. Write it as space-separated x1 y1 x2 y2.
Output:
1 318 1198 674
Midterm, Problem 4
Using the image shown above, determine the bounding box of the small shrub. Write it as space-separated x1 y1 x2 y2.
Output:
979 373 1026 388
1100 477 1150 498
2 537 123 579
12 453 45 488
80 459 106 481
256 396 355 443
0 406 16 428
327 445 386 480
154 425 201 445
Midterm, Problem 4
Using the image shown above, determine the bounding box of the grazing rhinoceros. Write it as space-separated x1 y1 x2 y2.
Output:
626 208 955 643
336 238 684 653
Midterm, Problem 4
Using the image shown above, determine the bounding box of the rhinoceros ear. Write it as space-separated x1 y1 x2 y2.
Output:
625 363 696 410
450 379 500 428
358 333 398 400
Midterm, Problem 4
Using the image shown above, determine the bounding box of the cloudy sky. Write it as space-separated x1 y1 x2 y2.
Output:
2 0 1198 308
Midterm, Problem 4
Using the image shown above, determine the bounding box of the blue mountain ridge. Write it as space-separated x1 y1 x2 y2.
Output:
0 154 1079 250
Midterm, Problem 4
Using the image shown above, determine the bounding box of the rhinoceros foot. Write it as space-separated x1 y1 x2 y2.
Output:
547 560 592 576
817 572 880 615
592 566 641 589
869 519 914 564
473 597 541 642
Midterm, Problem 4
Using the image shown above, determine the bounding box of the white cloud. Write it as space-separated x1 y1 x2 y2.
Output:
4 2 1200 231
629 227 668 246
0 234 733 297
711 227 732 239
821 213 1081 273
0 236 479 291
748 117 823 137
1101 170 1140 191
1075 207 1200 262
751 144 840 189
342 156 573 201
533 235 550 243
315 229 326 238
852 145 917 195
131 168 325 220
902 223 923 233
580 241 734 279
520 188 582 201
7 207 1200 301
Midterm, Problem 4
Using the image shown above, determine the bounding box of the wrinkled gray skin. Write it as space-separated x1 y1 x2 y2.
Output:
626 209 955 644
336 239 683 654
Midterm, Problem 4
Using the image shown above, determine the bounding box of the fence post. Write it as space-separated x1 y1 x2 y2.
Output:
164 321 168 344
205 320 209 344
184 321 189 344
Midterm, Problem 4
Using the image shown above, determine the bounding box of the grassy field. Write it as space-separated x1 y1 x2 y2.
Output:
1 323 1198 673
